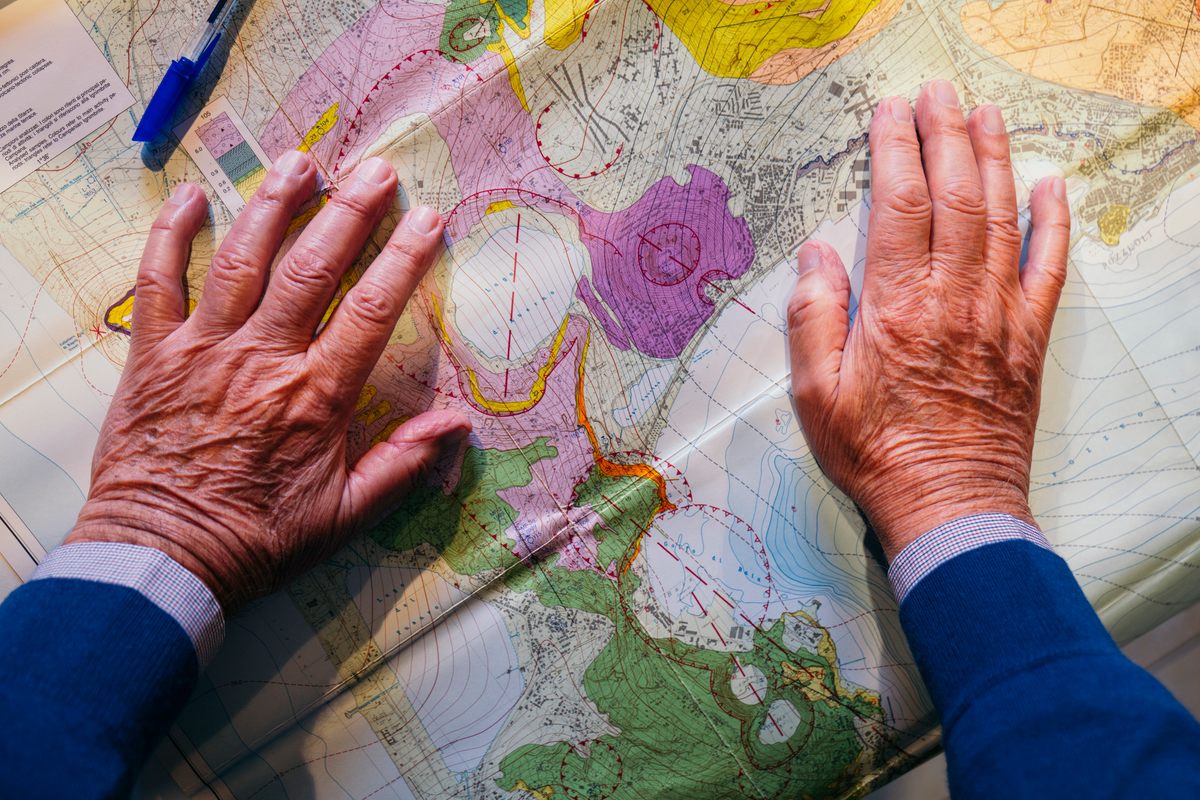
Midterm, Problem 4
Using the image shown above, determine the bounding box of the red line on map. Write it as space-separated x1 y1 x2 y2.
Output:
691 591 707 616
684 566 708 585
598 494 627 519
656 541 680 561
535 101 623 180
701 277 725 293
732 297 755 314
710 623 727 646
714 591 734 608
503 368 510 397
637 233 661 251
506 330 513 358
509 294 515 322
515 212 521 243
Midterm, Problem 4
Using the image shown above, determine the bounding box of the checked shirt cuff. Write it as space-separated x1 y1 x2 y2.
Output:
31 541 224 667
887 513 1053 604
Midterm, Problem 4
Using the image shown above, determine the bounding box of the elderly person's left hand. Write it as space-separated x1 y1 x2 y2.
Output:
67 151 469 612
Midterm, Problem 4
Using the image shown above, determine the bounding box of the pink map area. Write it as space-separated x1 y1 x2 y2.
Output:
258 0 758 565
196 113 243 160
259 0 755 364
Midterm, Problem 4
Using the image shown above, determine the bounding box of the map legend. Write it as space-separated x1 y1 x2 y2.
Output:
178 97 272 214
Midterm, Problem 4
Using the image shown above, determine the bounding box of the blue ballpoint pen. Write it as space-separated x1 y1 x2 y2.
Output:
132 0 237 142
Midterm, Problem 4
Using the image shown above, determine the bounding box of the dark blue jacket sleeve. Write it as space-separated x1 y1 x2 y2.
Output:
0 578 199 799
900 540 1200 798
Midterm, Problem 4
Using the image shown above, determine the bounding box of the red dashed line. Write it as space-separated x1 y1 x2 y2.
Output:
535 101 623 180
640 0 663 51
333 50 482 177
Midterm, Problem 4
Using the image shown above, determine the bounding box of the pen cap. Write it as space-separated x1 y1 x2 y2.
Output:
132 58 198 142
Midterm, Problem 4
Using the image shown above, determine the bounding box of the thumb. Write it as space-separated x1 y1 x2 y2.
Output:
788 241 851 411
341 409 471 530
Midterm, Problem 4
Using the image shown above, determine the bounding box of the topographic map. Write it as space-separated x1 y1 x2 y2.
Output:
0 0 1198 797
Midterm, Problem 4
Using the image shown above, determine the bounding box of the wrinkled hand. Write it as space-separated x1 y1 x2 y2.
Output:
68 152 470 611
787 81 1070 559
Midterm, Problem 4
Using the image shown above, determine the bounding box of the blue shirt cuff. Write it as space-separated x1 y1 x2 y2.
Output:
887 513 1053 604
31 542 224 667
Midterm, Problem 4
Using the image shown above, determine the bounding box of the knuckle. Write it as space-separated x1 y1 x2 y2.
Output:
149 215 180 234
207 247 260 284
936 180 987 217
786 281 823 327
348 282 398 326
881 178 933 221
329 187 380 220
985 215 1023 250
281 248 339 293
135 266 175 298
249 179 293 213
382 234 425 268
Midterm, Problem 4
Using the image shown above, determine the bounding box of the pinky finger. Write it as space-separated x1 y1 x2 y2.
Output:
1021 176 1071 338
132 183 208 351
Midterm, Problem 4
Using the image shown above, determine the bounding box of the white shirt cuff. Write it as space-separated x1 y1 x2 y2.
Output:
887 513 1053 604
31 542 225 668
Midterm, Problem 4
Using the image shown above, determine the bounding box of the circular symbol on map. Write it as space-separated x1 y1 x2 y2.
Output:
637 222 701 286
618 504 775 664
447 17 489 53
601 450 693 507
558 739 623 800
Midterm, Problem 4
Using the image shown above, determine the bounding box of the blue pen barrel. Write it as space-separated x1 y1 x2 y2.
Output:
132 58 198 142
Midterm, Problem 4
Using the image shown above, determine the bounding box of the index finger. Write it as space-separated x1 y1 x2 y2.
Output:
310 205 445 389
864 97 933 305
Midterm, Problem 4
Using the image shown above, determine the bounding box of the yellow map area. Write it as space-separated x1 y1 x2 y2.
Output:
961 0 1200 130
298 103 339 152
431 298 571 415
644 0 900 81
544 0 593 49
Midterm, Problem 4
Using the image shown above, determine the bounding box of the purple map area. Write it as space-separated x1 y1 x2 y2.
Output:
259 0 754 361
577 166 754 359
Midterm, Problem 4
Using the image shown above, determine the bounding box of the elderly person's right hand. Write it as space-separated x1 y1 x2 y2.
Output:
787 80 1070 559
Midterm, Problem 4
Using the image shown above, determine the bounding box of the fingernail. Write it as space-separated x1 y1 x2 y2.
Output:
1050 176 1067 200
405 205 441 235
274 149 310 175
356 157 393 185
797 242 824 274
931 79 959 108
168 183 201 205
981 104 1005 134
888 97 911 123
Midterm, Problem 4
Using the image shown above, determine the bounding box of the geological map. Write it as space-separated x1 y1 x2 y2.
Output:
0 0 1198 798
